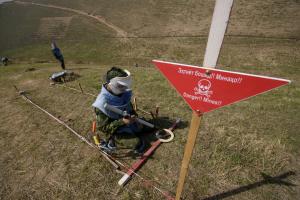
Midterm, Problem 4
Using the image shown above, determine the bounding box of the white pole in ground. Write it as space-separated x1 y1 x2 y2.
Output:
175 0 234 199
203 0 234 68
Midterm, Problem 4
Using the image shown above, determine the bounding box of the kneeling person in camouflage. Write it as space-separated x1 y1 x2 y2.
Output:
92 67 146 154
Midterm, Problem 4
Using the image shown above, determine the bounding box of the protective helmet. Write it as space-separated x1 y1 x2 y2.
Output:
106 67 132 94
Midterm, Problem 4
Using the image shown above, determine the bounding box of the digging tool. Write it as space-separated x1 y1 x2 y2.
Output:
78 82 84 93
104 103 155 128
118 118 180 187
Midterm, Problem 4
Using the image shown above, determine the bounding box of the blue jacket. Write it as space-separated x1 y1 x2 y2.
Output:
92 84 132 119
52 47 64 61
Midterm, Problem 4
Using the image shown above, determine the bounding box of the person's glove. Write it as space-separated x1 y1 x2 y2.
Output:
122 115 137 124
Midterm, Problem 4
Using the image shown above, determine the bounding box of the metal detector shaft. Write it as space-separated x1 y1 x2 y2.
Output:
104 103 155 128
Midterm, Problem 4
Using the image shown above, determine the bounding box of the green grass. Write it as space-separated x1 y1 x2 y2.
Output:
1 62 298 199
0 0 299 199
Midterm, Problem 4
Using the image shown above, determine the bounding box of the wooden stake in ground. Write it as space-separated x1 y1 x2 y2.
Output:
78 82 84 93
174 0 234 199
175 112 202 200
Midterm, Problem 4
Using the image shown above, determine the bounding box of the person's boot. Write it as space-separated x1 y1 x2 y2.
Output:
107 139 117 151
99 139 116 153
134 139 145 154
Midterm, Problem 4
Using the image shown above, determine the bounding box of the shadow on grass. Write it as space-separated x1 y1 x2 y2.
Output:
201 171 296 200
152 116 188 130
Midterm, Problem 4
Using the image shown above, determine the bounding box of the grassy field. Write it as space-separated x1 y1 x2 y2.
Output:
0 0 299 200
0 62 299 199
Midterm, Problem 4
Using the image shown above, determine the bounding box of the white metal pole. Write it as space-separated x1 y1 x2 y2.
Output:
203 0 234 68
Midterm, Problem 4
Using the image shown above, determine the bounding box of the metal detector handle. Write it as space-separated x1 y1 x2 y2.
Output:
104 103 126 116
135 118 155 128
104 103 155 128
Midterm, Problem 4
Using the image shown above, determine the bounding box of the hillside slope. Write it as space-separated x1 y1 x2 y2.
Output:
0 0 299 66
0 1 299 200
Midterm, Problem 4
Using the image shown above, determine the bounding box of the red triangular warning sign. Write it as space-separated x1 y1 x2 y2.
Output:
153 60 290 113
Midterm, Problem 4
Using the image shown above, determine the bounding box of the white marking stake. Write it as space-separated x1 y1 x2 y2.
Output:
203 0 234 68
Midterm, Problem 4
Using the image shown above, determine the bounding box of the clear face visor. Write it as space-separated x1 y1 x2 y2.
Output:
115 82 131 92
109 69 132 89
108 69 132 95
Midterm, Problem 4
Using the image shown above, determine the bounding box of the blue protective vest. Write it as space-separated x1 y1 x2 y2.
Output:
92 85 132 119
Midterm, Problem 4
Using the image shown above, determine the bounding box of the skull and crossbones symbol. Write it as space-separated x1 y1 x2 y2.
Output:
194 79 213 97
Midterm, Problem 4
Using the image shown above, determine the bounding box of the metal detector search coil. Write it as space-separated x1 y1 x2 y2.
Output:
155 129 174 143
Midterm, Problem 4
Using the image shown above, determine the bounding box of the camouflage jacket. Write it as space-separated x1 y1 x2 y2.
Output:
94 100 138 133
